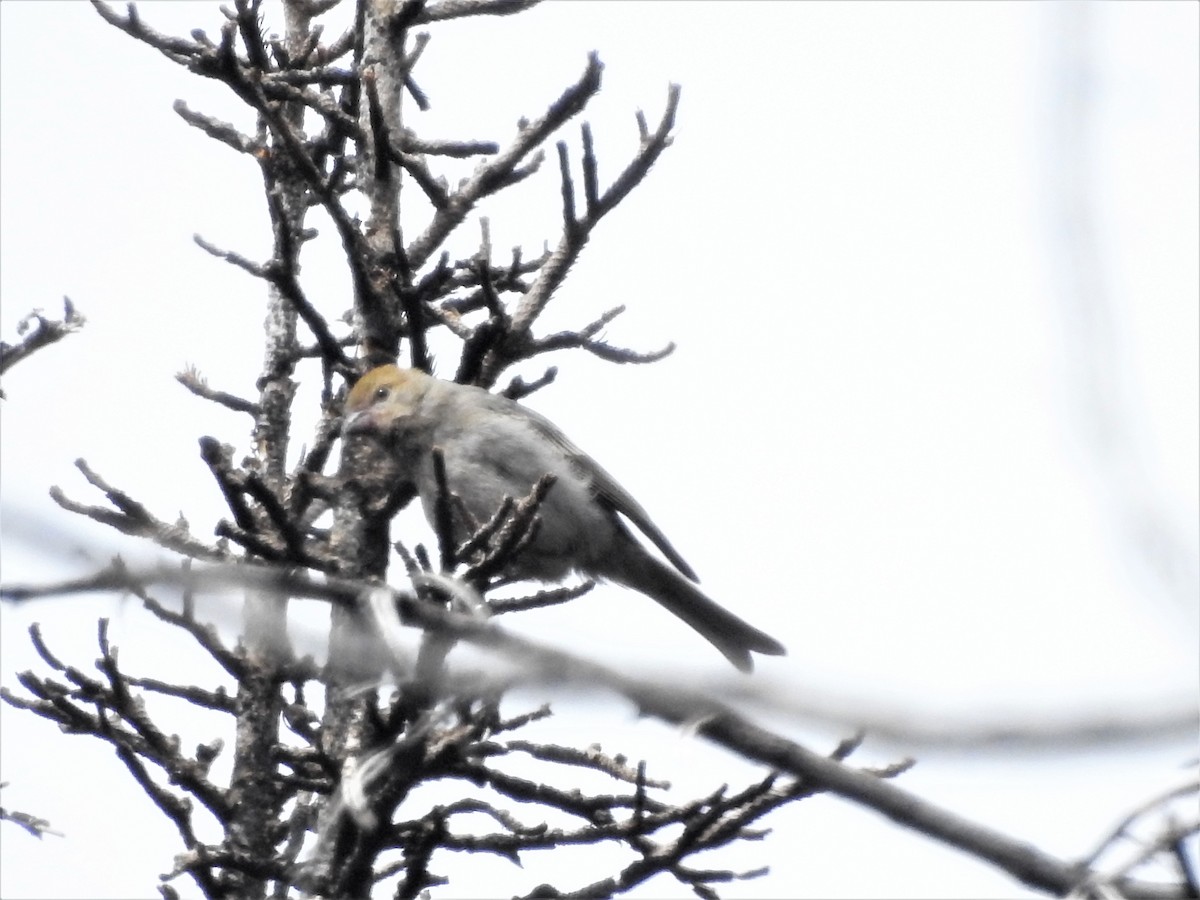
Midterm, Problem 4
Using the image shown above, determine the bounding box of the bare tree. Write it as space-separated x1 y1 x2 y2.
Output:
0 2 820 896
1 3 1194 899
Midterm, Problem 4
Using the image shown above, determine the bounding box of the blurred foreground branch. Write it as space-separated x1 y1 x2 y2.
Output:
2 559 1194 899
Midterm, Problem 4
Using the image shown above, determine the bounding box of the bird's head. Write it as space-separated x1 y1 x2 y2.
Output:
342 365 432 437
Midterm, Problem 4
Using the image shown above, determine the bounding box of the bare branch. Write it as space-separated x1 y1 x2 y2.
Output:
193 234 271 279
91 2 205 63
501 365 557 400
0 786 62 839
505 82 679 343
0 299 86 391
415 0 541 24
530 304 675 365
177 366 261 416
405 52 603 270
400 132 499 158
486 579 594 615
174 100 263 155
49 460 225 561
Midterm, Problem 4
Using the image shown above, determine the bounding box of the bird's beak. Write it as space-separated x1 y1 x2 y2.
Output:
341 409 373 437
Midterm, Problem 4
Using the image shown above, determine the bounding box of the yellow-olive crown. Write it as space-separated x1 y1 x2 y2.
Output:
345 365 423 413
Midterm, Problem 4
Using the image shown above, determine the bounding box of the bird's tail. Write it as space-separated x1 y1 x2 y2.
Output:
607 545 786 672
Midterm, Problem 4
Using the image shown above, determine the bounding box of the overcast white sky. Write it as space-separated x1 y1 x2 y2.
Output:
1 2 1197 898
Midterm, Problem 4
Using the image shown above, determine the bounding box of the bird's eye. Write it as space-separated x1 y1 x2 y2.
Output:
373 386 390 403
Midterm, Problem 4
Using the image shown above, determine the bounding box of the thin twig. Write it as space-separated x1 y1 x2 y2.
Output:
0 299 86 389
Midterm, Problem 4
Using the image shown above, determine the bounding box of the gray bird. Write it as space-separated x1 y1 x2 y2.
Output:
343 365 786 671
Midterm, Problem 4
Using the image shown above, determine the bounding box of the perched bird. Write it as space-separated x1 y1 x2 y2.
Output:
342 365 786 671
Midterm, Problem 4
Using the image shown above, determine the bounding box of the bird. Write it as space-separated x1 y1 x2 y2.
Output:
341 365 786 672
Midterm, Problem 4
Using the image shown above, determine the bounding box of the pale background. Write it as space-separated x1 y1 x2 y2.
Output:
1 2 1197 897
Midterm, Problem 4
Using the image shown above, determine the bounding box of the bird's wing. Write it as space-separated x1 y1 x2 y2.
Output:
497 396 700 583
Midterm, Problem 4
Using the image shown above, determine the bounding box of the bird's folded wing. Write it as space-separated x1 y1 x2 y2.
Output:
517 404 701 583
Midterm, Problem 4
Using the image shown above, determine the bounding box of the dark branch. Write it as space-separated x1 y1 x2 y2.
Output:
0 299 86 391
